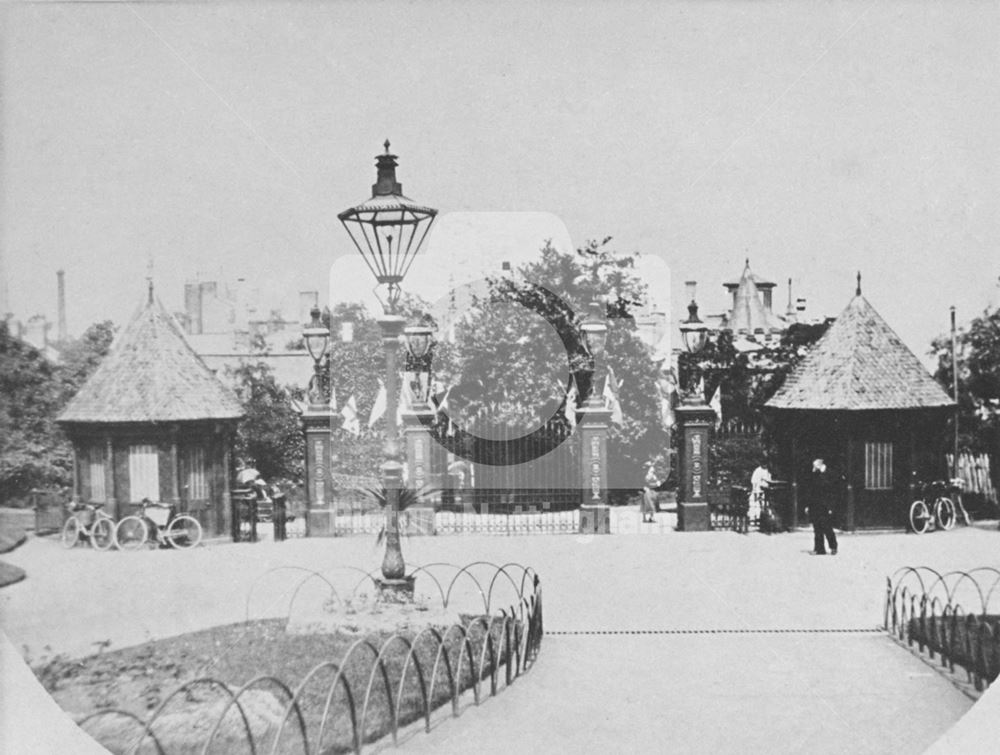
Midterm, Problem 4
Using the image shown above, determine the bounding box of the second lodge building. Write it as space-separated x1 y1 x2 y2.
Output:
765 279 955 530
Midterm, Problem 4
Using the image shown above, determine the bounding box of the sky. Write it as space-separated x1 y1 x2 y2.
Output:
1 1 997 367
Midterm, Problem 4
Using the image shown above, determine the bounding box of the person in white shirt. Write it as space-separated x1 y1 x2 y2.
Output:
749 460 773 525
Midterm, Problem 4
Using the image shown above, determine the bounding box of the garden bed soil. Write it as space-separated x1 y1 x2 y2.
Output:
32 615 511 753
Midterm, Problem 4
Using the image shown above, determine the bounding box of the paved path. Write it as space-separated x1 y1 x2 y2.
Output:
2 518 998 753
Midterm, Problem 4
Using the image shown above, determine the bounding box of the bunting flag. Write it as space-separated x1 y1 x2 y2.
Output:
340 394 360 436
710 385 723 429
563 376 578 428
603 366 624 426
368 381 387 429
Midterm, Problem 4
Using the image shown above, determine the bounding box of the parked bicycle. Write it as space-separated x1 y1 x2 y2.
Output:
61 501 115 551
909 479 958 534
114 499 203 550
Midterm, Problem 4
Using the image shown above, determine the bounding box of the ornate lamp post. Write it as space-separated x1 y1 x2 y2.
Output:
578 302 613 534
675 283 714 531
303 305 330 409
300 305 334 536
580 302 609 405
338 141 437 599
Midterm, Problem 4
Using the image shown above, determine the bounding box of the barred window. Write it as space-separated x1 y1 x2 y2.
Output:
129 445 160 502
185 446 209 501
865 442 893 490
88 445 106 502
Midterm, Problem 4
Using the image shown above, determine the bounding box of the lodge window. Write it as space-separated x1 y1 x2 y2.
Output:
864 442 893 490
184 446 209 500
88 445 106 502
129 444 160 501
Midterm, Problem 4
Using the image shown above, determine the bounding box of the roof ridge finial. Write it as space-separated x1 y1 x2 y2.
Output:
384 138 391 154
856 271 862 297
147 277 154 305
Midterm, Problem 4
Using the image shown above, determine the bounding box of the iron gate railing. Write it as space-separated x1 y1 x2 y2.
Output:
429 412 581 515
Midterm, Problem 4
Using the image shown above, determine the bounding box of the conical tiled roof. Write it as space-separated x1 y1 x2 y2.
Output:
59 294 243 424
766 294 954 411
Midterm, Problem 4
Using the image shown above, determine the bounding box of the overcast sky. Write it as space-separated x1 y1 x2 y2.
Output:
1 1 997 364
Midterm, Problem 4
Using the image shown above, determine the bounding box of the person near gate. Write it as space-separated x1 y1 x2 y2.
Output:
807 458 838 555
749 459 773 529
641 466 659 523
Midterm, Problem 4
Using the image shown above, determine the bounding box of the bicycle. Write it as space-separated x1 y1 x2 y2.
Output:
60 502 116 550
114 499 203 551
909 480 958 534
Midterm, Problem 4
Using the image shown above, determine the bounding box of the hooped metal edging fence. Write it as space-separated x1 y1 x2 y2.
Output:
75 562 544 754
884 566 1000 693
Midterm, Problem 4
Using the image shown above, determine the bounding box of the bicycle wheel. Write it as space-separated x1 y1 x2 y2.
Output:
935 497 956 531
166 515 202 550
60 516 81 549
90 518 115 551
909 500 931 534
115 516 148 551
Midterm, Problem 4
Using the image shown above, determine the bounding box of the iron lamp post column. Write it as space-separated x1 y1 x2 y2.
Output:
301 305 337 537
401 323 437 536
578 302 612 535
676 286 714 532
338 142 437 600
377 315 411 595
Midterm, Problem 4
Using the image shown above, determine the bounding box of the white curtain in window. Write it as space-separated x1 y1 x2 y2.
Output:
129 445 160 502
864 442 893 490
186 446 208 500
88 445 106 502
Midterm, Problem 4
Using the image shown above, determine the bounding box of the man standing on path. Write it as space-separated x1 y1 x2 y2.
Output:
808 458 838 555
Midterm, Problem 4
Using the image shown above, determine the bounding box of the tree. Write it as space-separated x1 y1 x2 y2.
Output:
0 319 117 502
229 361 305 484
436 239 667 499
679 320 830 488
932 304 1000 481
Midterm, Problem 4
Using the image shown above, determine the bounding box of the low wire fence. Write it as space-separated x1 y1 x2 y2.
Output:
74 562 543 754
884 566 1000 692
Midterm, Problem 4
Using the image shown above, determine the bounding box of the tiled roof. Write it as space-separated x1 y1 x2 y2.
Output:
766 294 954 411
59 294 244 424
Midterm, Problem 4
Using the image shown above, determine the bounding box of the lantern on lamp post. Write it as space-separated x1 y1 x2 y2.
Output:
579 301 609 407
338 142 437 599
404 323 434 409
675 283 715 531
303 305 330 410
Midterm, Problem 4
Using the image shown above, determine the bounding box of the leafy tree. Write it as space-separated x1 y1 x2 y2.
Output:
0 320 116 502
679 320 830 488
229 361 305 484
932 304 1000 479
435 239 667 500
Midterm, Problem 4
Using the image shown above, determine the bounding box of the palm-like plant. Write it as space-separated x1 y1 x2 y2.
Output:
365 485 438 546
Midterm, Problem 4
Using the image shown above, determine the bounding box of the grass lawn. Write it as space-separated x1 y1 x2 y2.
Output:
32 616 514 753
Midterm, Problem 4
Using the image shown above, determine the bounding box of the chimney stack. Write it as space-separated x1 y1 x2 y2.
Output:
299 291 319 325
57 269 67 342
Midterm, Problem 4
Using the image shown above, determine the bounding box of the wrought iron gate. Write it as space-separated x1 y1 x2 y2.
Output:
429 412 581 515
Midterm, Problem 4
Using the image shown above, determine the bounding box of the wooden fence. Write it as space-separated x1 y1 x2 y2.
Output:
947 452 997 505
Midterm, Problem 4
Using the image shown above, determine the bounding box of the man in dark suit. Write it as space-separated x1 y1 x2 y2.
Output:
808 458 838 555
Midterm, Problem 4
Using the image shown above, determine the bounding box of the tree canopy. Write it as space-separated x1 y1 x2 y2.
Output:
932 303 1000 457
0 320 116 502
432 239 668 495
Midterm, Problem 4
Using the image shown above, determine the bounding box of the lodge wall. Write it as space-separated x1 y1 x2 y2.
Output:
64 420 236 537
